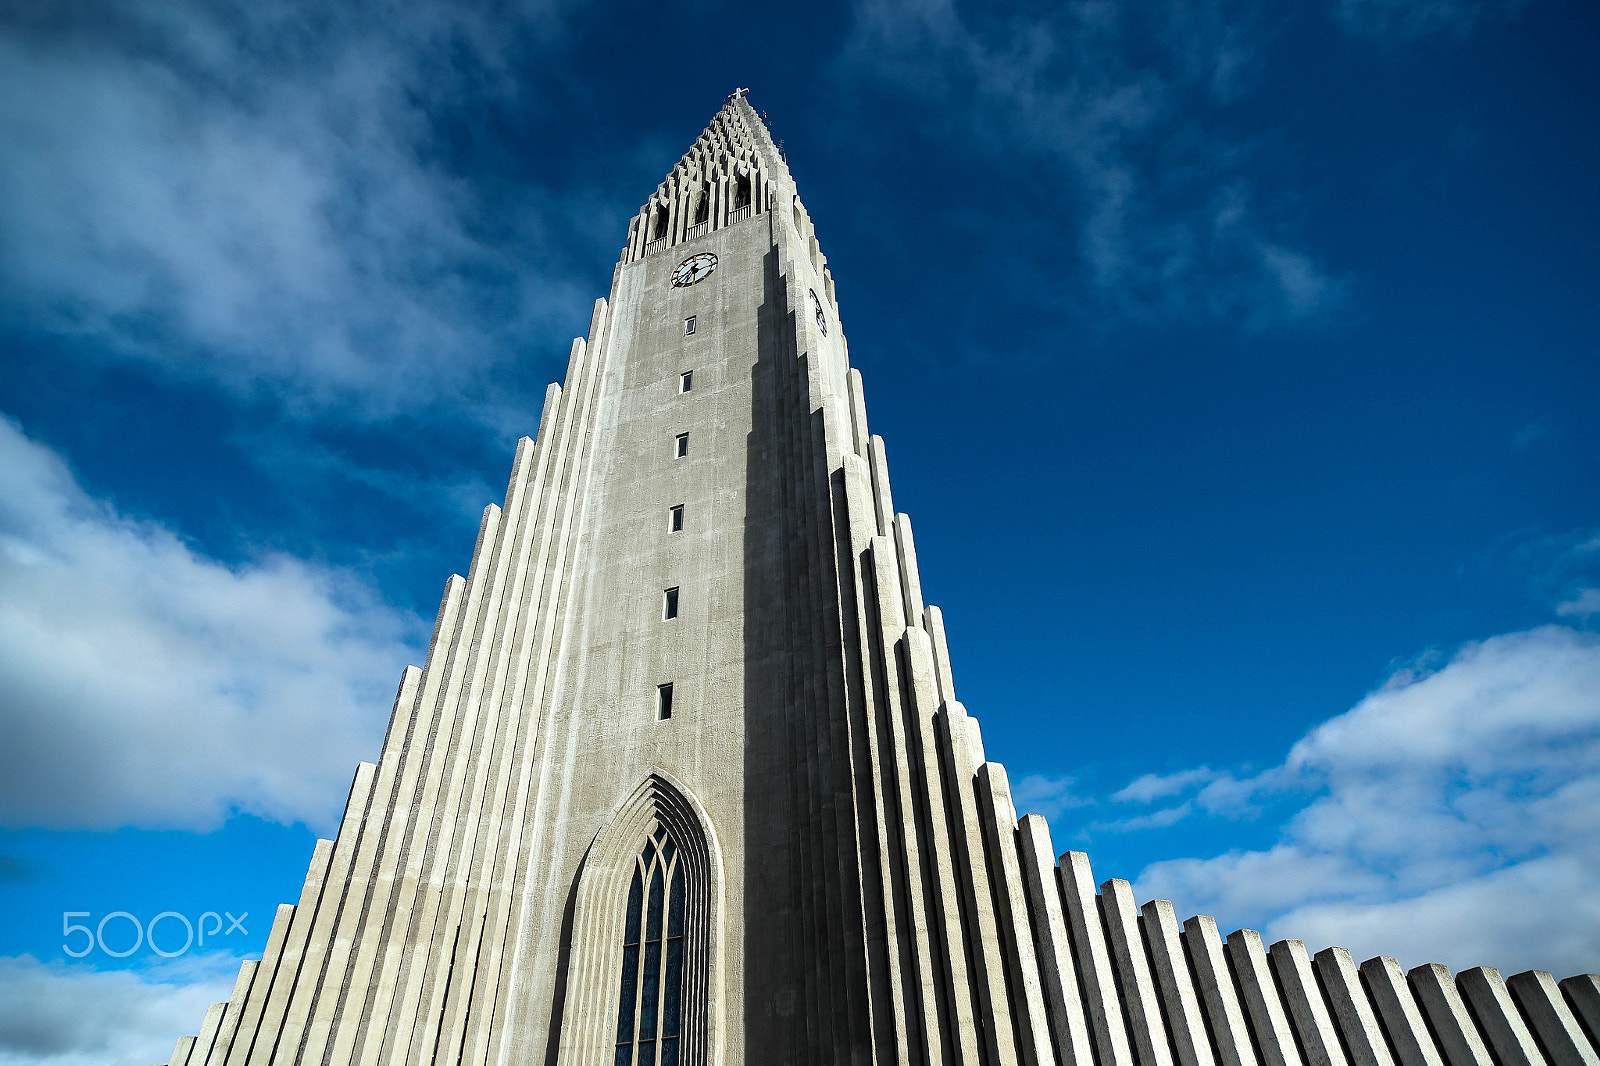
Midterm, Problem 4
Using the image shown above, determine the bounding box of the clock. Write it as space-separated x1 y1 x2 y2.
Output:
810 289 827 335
672 253 717 287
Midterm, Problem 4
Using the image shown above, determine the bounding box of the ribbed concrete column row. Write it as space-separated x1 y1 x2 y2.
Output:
164 297 620 1066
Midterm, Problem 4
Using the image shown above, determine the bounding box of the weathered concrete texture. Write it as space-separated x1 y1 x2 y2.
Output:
161 92 1600 1066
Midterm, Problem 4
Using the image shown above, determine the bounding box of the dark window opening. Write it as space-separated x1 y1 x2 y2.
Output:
669 505 684 532
734 176 751 210
663 587 679 619
651 205 669 242
684 316 695 336
613 827 686 1066
656 683 674 721
675 433 688 458
693 189 709 225
679 371 693 393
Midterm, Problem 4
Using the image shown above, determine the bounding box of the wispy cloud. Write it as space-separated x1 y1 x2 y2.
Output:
1116 625 1600 974
837 0 1344 330
0 952 237 1066
0 416 421 831
1011 774 1095 824
0 0 596 423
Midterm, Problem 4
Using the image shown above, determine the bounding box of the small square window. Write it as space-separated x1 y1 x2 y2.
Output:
669 504 684 532
657 682 674 720
663 587 679 619
675 432 689 458
684 316 696 336
680 370 693 393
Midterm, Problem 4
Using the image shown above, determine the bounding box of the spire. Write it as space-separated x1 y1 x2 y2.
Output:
624 93 785 262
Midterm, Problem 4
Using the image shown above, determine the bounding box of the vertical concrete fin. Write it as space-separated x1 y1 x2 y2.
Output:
865 536 945 1066
266 761 379 1065
902 627 983 1066
563 336 587 387
1507 971 1600 1066
977 764 1057 1066
1101 879 1175 1066
1143 900 1217 1066
1312 949 1396 1066
868 435 895 537
934 698 1019 1066
1017 817 1096 1066
1456 968 1544 1066
1270 940 1349 1066
1057 852 1136 1066
1226 929 1301 1066
1358 957 1445 1066
169 1035 197 1066
847 368 871 457
220 904 296 1066
893 514 926 631
1408 964 1495 1066
1183 915 1258 1066
924 605 957 705
200 962 257 1065
1558 976 1600 1051
240 840 336 1066
187 1005 224 1066
379 664 423 763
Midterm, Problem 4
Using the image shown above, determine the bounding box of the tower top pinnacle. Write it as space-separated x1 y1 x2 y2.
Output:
621 91 789 263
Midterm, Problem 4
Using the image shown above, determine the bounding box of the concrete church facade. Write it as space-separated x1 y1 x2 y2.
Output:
162 93 1599 1066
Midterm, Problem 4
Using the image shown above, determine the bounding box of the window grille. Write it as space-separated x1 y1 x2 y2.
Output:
613 828 686 1066
685 221 709 240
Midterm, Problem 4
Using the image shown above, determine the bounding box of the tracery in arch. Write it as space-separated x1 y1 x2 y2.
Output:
613 827 686 1066
556 772 723 1066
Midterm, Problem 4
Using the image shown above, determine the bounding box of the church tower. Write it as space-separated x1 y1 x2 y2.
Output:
163 93 1599 1066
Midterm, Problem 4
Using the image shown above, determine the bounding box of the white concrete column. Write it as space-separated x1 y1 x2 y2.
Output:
1101 879 1174 1066
1226 929 1301 1066
1270 940 1348 1066
1183 916 1258 1066
1016 817 1096 1066
1313 948 1396 1066
1057 852 1136 1066
1144 901 1216 1066
1408 964 1494 1066
1457 967 1544 1066
1507 971 1600 1066
1358 957 1444 1066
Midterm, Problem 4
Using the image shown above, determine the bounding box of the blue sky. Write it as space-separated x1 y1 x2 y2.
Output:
1 0 1597 1061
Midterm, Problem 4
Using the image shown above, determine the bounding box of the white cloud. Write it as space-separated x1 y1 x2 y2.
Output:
1125 625 1600 975
1557 588 1600 619
1011 775 1095 824
0 417 420 831
1112 766 1219 803
0 0 592 421
838 0 1342 329
0 953 236 1066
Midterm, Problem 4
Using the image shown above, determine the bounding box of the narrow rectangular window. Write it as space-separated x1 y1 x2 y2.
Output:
668 505 684 532
663 587 679 619
684 316 696 336
657 683 674 721
674 433 688 458
679 371 693 393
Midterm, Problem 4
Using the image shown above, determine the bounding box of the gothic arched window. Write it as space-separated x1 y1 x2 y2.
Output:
651 204 669 241
613 827 686 1066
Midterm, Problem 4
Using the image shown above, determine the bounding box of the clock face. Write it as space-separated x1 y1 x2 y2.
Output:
672 253 717 287
810 289 827 335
